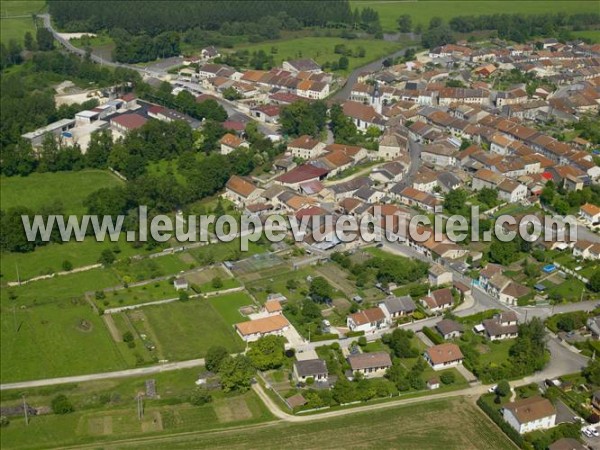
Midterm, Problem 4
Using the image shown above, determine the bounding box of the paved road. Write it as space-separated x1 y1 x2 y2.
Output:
332 46 416 102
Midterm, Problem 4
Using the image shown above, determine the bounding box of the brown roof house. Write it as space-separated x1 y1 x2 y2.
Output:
287 135 326 160
293 358 328 383
224 175 263 208
435 319 463 340
424 343 464 370
347 307 388 334
347 351 392 379
502 396 556 434
421 288 454 313
235 315 290 342
219 133 249 155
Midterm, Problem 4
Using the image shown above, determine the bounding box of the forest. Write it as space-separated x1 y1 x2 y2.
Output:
48 1 354 35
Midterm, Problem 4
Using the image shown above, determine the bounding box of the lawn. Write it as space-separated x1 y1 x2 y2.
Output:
1 170 123 215
0 268 136 382
209 292 255 325
125 397 514 449
0 1 46 44
231 37 406 75
571 29 600 43
351 1 600 32
0 235 153 282
478 339 515 367
139 299 245 360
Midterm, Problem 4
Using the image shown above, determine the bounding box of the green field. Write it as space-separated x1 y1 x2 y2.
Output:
0 367 272 450
0 1 46 44
0 268 133 382
351 1 600 32
119 397 514 449
231 36 407 74
571 29 600 43
208 292 255 325
138 298 245 360
1 170 123 215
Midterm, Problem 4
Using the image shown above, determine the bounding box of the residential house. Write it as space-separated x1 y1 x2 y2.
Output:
572 240 600 260
293 359 328 383
502 396 556 434
482 312 519 341
287 135 326 160
347 307 388 333
428 264 453 287
110 113 148 134
274 164 329 190
250 104 280 124
378 296 416 320
393 186 439 213
580 203 600 226
173 278 188 291
235 315 291 342
548 438 587 450
435 319 464 340
427 378 441 390
421 288 454 312
342 101 386 131
425 343 464 370
224 175 262 207
283 59 321 74
347 352 392 379
421 143 458 167
378 131 408 160
219 133 249 155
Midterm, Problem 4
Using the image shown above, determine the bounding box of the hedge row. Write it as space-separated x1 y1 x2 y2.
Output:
310 333 339 342
346 330 365 338
422 326 444 345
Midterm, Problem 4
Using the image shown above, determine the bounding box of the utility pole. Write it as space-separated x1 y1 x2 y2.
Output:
22 394 29 426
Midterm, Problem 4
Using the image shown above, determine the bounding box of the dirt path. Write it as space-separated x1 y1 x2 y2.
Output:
103 315 122 342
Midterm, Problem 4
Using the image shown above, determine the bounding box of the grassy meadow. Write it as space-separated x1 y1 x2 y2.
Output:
0 1 46 44
351 1 600 32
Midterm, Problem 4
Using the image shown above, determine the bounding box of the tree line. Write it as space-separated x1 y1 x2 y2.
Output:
48 1 353 35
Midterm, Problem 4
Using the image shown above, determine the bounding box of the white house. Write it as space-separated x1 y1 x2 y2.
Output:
287 135 326 160
424 343 464 370
224 175 262 208
293 359 328 383
346 307 388 333
235 315 290 342
378 296 416 320
347 352 392 379
503 396 556 434
580 203 600 226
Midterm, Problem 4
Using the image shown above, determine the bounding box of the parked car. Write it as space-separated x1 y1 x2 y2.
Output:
591 428 599 437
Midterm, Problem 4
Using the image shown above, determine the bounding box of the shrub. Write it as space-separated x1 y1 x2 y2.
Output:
440 372 455 385
189 387 212 406
422 326 444 345
358 336 367 347
477 396 523 447
51 395 74 415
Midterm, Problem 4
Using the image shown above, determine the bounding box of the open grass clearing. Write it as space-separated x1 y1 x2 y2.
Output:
208 292 256 325
121 397 515 449
137 299 245 361
230 36 406 75
350 1 600 33
1 170 123 215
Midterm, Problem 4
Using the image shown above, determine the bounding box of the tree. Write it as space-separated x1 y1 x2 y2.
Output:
382 329 419 358
98 249 116 266
24 31 36 51
36 28 54 51
496 380 511 397
477 188 498 209
422 25 455 49
489 240 519 265
218 355 255 392
443 189 468 215
332 378 356 404
62 260 73 271
286 278 298 291
189 386 212 405
588 269 600 293
397 14 412 33
247 335 285 370
357 336 367 347
309 276 333 303
338 56 349 70
205 345 229 372
211 276 223 289
51 395 74 414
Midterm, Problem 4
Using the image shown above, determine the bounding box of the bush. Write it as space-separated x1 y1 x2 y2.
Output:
189 387 212 406
310 333 338 342
62 260 73 271
211 276 223 289
440 372 455 385
51 395 74 415
346 330 365 338
358 336 367 347
0 416 9 427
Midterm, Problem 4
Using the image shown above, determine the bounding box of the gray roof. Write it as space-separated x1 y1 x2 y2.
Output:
380 296 416 314
482 318 519 337
294 359 327 378
435 319 463 336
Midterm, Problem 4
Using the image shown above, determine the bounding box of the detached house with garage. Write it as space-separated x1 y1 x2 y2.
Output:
293 359 328 383
219 133 249 155
347 307 388 333
378 296 416 320
421 288 454 312
481 312 519 341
